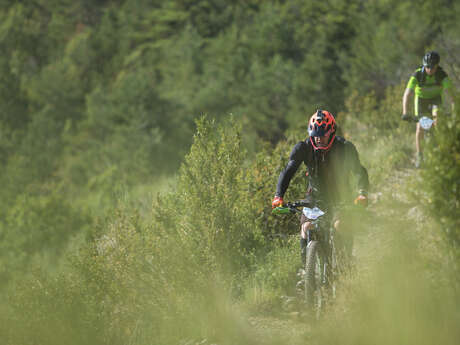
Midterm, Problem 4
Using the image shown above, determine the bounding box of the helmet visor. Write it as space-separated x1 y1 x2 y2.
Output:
308 122 333 137
309 126 327 137
423 62 437 69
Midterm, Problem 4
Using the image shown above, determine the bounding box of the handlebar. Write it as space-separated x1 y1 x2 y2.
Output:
272 200 313 215
402 114 436 130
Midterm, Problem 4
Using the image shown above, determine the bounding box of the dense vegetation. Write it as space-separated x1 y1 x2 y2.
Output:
0 1 459 344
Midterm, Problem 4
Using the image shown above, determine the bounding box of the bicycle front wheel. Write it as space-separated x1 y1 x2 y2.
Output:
304 240 326 314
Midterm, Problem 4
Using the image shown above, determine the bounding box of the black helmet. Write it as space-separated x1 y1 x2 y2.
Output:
422 51 440 68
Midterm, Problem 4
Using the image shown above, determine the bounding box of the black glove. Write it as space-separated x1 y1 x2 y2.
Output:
401 113 410 121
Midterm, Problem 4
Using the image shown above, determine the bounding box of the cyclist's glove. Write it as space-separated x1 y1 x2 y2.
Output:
354 192 368 207
271 196 284 209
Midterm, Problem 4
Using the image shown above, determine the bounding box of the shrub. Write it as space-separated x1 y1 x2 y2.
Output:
421 100 460 250
154 116 263 277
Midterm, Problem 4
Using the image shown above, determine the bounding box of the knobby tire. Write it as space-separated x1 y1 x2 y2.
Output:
304 240 324 316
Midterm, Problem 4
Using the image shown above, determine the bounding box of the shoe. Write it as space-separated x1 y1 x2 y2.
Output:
415 152 423 169
297 268 306 277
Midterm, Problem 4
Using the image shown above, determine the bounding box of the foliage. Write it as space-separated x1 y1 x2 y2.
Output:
338 83 415 187
154 116 262 277
344 0 460 97
0 0 460 343
421 100 460 248
2 98 460 344
1 117 294 344
0 189 90 283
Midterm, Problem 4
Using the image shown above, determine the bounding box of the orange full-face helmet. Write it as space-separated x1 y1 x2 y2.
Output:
308 109 337 151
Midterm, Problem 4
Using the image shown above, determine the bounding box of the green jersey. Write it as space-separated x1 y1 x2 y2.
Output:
406 66 451 99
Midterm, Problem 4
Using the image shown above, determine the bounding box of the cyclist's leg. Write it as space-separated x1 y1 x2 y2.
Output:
415 96 433 167
415 123 423 154
300 191 315 265
333 220 352 257
430 95 442 124
415 95 425 155
432 104 439 119
332 210 353 258
300 214 312 266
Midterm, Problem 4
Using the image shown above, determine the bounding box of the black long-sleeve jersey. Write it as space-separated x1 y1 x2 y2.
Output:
275 136 369 206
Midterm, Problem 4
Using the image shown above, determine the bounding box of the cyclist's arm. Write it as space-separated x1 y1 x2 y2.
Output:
442 77 455 113
275 142 306 197
346 142 369 195
402 87 414 115
403 76 417 115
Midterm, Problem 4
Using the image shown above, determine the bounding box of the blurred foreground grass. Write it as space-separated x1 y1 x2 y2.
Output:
3 193 458 345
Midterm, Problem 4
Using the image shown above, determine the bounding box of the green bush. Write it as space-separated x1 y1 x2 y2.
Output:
154 116 262 276
0 115 313 344
421 101 460 249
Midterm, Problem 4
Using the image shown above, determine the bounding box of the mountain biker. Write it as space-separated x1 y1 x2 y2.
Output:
402 51 455 168
271 110 369 267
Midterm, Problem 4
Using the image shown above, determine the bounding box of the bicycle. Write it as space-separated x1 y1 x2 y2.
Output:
272 200 346 318
402 112 438 168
